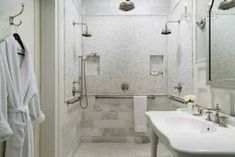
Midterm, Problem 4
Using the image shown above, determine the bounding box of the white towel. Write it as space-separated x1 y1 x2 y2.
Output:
134 96 147 132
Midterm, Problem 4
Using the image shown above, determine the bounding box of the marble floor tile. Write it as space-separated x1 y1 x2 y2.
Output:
73 142 173 157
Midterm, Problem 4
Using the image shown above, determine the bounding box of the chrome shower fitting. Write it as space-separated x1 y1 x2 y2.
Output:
161 20 180 35
77 52 98 109
79 53 98 62
121 83 129 91
72 81 80 97
218 0 235 10
174 82 183 96
196 16 206 30
119 0 135 12
73 21 92 37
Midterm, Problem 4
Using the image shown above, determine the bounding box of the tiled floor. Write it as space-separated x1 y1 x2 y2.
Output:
74 142 173 157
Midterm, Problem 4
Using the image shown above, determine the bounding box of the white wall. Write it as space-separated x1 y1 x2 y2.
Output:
83 15 168 95
0 0 39 156
194 0 235 116
0 0 36 59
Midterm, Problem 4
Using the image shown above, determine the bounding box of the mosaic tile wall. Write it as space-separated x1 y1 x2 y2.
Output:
82 15 168 95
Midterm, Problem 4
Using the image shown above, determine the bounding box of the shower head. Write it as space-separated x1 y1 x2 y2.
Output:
161 24 172 35
119 0 135 12
218 0 235 10
82 32 92 37
161 20 180 35
73 21 92 37
82 25 92 37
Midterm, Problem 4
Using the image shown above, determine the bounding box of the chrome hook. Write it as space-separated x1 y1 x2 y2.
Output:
9 3 25 27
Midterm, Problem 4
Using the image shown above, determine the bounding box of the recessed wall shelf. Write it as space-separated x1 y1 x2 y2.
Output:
86 55 100 76
150 55 164 76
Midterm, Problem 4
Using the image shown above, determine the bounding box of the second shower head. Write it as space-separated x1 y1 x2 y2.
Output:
73 21 92 38
161 24 172 35
161 20 180 35
82 25 92 37
218 0 235 10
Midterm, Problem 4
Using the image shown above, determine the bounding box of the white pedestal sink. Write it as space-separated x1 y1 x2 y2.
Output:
146 111 235 157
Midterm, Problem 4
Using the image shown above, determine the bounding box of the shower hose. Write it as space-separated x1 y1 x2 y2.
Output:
80 59 89 109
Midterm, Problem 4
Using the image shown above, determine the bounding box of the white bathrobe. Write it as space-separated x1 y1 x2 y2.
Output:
0 36 45 157
0 48 13 142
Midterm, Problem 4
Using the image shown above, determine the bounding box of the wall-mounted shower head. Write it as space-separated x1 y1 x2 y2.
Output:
161 20 180 35
73 21 92 37
218 0 235 10
82 25 92 37
161 24 171 35
119 0 135 12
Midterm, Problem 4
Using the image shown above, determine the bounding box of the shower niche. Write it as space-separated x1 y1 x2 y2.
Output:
86 55 100 76
149 55 164 76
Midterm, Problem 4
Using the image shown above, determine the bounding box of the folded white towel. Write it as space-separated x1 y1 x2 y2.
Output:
134 96 147 133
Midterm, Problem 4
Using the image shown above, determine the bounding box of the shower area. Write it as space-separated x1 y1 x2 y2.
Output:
61 0 193 157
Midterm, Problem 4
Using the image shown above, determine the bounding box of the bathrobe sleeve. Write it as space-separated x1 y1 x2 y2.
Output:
0 48 13 142
28 76 45 124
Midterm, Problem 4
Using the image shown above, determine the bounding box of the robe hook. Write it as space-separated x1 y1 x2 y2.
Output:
9 3 25 27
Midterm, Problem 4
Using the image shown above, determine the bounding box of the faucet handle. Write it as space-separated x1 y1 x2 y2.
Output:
215 104 221 111
219 116 228 128
205 111 213 121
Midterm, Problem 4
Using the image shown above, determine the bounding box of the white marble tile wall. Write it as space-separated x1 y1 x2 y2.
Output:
83 15 168 95
81 96 171 142
168 0 193 97
60 0 83 157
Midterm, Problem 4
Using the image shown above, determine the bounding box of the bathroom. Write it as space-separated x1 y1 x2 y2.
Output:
0 0 235 157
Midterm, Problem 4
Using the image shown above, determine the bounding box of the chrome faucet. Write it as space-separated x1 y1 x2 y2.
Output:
174 82 183 96
72 81 80 97
213 104 221 124
192 104 228 127
205 111 213 121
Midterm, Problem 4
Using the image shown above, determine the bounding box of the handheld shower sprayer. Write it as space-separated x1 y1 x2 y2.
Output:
77 52 98 109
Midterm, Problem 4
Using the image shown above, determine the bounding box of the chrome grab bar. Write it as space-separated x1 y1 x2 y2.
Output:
66 95 156 105
168 95 189 104
95 95 155 99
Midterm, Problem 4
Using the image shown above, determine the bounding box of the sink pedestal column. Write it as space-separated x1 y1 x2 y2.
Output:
150 127 159 157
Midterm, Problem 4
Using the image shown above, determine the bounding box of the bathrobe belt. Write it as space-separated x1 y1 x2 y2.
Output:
8 107 25 114
8 106 31 126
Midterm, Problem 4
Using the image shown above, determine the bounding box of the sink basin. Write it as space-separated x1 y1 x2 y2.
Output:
164 117 217 134
146 111 235 157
